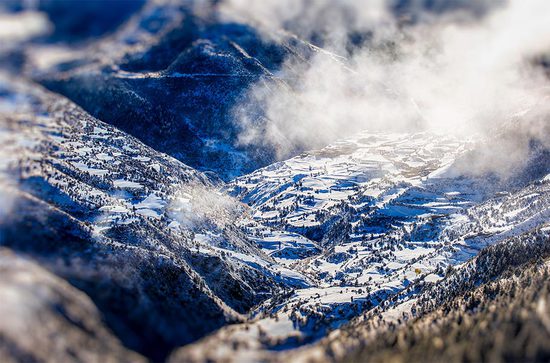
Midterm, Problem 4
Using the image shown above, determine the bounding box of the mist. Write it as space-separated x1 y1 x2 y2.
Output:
222 0 550 175
0 122 18 229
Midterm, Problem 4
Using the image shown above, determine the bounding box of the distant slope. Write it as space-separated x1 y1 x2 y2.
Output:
171 131 550 362
31 0 336 180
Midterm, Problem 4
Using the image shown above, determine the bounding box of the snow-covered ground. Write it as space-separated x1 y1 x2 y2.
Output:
2 71 549 363
177 129 550 361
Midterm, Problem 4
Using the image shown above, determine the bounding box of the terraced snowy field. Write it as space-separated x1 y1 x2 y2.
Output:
181 130 550 362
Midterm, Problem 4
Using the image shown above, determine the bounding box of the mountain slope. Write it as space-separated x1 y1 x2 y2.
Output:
0 247 146 363
293 226 550 363
1 1 549 361
168 131 550 362
0 74 305 361
30 0 337 180
1 71 549 362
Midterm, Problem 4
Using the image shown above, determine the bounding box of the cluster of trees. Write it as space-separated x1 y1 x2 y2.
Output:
338 230 550 363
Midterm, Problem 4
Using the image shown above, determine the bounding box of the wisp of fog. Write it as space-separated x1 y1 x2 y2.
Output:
222 0 550 176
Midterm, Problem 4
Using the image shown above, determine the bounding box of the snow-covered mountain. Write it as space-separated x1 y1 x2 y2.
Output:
0 75 307 361
292 224 550 363
1 1 549 362
0 247 147 362
28 0 341 180
169 130 549 362
2 51 550 363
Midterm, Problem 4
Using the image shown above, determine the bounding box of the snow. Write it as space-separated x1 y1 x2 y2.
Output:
113 179 143 189
136 208 161 219
122 145 140 153
5 77 548 362
168 221 181 229
72 162 109 176
135 194 165 210
424 273 442 283
96 153 114 161
204 129 550 352
150 163 161 172
93 126 109 134
99 205 129 213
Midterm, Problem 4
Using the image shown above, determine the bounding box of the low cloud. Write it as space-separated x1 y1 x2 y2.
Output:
0 11 51 43
223 0 550 175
